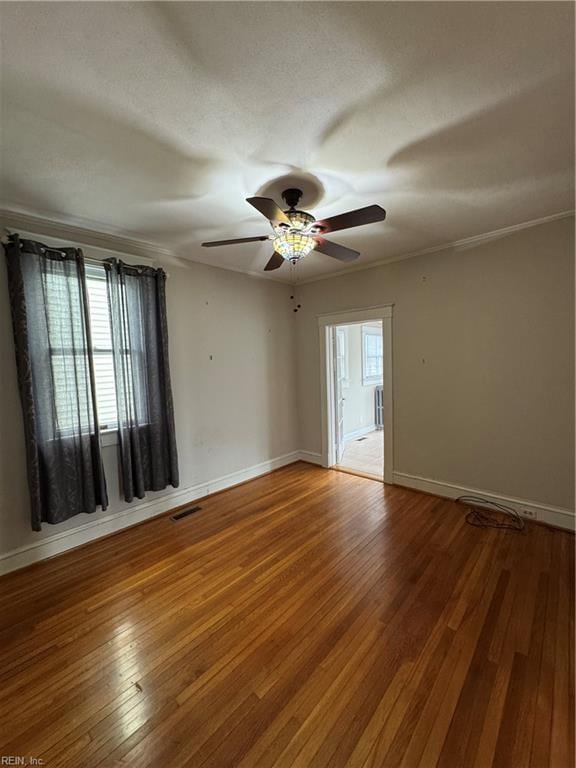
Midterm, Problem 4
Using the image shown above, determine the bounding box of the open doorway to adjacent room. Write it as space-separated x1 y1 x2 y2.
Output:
319 306 393 484
331 321 384 479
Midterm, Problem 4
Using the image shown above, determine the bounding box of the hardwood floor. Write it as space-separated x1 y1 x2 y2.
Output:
0 462 573 768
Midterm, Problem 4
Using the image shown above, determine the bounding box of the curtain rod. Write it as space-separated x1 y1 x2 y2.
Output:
84 255 170 278
2 229 169 277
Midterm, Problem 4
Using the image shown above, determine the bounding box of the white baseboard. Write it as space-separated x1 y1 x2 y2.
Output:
343 425 377 442
298 450 324 466
2 457 572 576
392 471 575 531
0 451 301 576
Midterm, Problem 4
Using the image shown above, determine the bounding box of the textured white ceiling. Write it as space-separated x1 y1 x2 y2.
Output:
1 2 574 282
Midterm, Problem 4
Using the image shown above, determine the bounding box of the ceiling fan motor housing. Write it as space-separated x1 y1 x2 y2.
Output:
281 188 303 209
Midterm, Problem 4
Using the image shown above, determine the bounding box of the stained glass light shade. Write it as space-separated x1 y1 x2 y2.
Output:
287 210 315 230
273 232 316 262
272 210 316 236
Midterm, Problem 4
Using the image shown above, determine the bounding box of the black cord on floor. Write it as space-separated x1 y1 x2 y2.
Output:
457 495 525 532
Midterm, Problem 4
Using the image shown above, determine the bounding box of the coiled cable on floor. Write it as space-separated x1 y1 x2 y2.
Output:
457 495 525 532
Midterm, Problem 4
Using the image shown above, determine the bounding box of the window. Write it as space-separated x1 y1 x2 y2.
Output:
48 261 154 435
45 264 137 434
47 263 124 434
362 324 383 385
46 268 95 435
47 263 117 433
85 264 117 430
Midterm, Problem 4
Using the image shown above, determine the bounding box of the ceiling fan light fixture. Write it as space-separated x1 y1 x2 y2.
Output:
273 232 316 263
203 192 386 271
272 210 315 235
287 210 315 230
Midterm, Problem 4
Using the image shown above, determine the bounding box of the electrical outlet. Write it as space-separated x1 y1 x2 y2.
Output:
520 508 537 519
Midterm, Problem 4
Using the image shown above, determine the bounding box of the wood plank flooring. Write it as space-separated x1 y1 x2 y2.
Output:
0 462 573 767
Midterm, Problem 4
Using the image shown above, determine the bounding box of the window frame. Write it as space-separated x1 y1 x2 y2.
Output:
361 324 383 386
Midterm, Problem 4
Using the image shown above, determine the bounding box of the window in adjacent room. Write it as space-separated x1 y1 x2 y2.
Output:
362 324 383 385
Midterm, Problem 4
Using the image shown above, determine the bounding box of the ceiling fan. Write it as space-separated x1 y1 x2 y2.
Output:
202 188 386 271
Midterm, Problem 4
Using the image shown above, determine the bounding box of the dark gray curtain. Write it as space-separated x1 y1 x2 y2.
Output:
105 259 178 502
5 236 108 531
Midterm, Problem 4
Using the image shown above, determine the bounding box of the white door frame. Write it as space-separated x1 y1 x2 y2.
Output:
333 327 346 464
318 305 394 484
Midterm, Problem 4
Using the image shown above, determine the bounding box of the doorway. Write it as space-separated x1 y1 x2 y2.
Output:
318 306 393 484
333 322 384 479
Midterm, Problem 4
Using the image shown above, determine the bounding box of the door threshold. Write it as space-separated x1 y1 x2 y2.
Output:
332 465 384 482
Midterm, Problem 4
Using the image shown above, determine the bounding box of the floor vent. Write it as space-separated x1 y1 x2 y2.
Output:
171 506 202 521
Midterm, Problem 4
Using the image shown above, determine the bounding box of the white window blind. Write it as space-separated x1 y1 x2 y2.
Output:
85 264 118 430
46 270 93 433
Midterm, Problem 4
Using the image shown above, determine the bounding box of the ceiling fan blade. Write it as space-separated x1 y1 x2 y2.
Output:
202 235 270 247
313 238 360 262
264 252 285 271
246 197 291 225
313 204 386 234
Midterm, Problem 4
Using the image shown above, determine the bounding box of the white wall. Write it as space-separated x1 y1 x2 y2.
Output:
296 217 575 517
0 233 299 567
1 215 574 570
340 324 382 439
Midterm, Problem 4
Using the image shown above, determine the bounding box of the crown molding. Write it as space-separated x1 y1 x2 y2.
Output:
0 208 175 262
297 209 575 286
0 207 292 284
3 206 572 287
